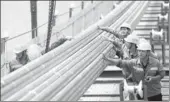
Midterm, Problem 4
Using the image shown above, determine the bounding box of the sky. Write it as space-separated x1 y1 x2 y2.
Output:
1 1 90 61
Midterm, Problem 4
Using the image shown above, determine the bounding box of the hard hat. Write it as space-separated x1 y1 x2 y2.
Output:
124 34 139 45
138 38 149 44
13 45 26 53
137 42 151 51
27 44 42 61
120 23 131 31
1 31 9 39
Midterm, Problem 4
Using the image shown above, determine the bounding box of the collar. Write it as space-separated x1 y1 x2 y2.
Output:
136 56 155 67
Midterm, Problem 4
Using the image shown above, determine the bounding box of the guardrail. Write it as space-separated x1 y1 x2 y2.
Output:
1 1 149 101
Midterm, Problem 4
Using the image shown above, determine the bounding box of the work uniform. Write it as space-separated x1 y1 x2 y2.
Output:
9 55 29 72
112 37 159 82
116 56 165 99
112 36 138 80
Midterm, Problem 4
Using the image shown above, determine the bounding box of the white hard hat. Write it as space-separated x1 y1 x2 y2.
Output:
138 38 149 44
1 31 9 39
120 23 131 31
27 44 42 61
137 42 151 51
124 34 139 45
13 45 26 53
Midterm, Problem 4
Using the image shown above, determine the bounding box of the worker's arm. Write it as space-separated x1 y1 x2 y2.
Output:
146 61 165 82
102 35 122 49
98 26 120 38
150 52 160 60
153 62 165 81
102 54 121 66
103 54 136 70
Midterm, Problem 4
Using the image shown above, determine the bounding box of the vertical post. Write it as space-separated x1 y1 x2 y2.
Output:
52 10 59 27
45 0 55 53
92 2 95 24
150 32 154 52
168 22 169 43
1 31 9 76
30 1 38 39
119 82 124 101
81 1 84 10
69 4 75 37
162 32 165 65
82 1 85 31
158 17 160 31
143 85 147 101
91 0 93 3
69 8 72 18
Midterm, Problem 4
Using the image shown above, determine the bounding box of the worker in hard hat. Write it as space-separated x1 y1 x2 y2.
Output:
98 22 132 40
98 22 132 59
102 41 165 101
9 45 30 72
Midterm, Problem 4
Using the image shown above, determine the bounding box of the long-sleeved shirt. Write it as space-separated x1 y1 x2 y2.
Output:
116 57 165 97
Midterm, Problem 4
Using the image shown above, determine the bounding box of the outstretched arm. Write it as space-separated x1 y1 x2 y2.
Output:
98 26 120 38
102 54 121 66
150 52 161 60
101 35 122 49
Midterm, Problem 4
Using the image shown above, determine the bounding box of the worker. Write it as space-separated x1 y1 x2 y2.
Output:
98 22 132 40
102 41 165 101
9 45 30 72
98 22 132 59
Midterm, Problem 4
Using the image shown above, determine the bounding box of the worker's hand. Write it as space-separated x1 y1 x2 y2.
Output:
102 53 108 60
97 25 101 30
145 76 153 83
97 26 105 30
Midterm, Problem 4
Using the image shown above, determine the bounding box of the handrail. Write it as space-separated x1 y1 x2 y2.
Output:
5 4 81 42
2 1 105 65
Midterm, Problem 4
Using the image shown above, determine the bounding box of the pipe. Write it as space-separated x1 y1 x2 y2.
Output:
4 31 100 101
50 45 111 101
67 44 111 101
1 27 99 100
29 32 110 101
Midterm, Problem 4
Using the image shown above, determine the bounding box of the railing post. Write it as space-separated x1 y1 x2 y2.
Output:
81 1 84 10
30 1 38 39
45 0 55 53
69 3 75 37
1 31 9 76
52 10 59 27
69 8 72 18
162 32 165 65
82 1 85 31
69 4 75 18
92 2 95 24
